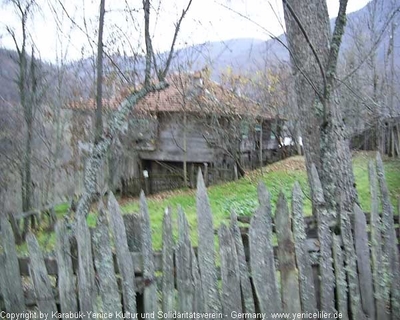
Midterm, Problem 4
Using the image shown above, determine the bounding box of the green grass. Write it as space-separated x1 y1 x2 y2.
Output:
16 152 400 253
119 152 400 249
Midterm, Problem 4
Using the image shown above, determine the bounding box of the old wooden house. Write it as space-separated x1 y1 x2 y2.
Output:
121 72 282 194
64 71 283 196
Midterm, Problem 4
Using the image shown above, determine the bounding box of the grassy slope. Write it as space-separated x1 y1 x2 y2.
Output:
118 152 400 249
17 152 400 253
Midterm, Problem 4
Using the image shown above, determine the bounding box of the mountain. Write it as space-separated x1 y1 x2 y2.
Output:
1 0 398 101
169 0 400 77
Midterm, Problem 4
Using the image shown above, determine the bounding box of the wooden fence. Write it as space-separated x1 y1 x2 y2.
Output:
1 155 400 319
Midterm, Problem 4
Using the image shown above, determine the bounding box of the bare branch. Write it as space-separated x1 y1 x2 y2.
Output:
339 5 400 86
159 0 193 81
143 0 153 86
326 0 348 86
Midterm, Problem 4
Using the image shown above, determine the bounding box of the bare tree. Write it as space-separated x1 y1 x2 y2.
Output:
5 0 40 215
74 0 193 220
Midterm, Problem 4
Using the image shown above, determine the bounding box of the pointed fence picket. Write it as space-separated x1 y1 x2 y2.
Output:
0 155 399 320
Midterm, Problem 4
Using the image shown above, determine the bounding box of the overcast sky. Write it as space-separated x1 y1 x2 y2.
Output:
0 0 371 62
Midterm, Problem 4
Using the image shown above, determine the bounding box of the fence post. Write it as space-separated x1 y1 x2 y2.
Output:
309 164 335 314
76 214 96 312
123 214 142 252
196 170 221 313
55 220 78 313
176 206 203 313
0 216 26 312
376 153 400 315
332 235 349 320
230 212 255 313
339 200 365 319
368 161 390 320
140 191 158 313
204 163 209 187
275 192 301 313
108 192 137 313
291 182 317 313
162 207 174 315
26 232 57 313
353 204 375 318
218 224 242 316
92 203 122 313
249 186 281 313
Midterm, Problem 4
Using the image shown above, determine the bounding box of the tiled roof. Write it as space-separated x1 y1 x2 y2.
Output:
65 73 276 119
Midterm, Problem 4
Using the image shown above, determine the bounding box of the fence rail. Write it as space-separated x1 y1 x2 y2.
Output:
1 155 400 319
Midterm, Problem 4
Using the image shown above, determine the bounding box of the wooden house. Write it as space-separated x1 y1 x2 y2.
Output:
64 71 283 195
125 72 283 192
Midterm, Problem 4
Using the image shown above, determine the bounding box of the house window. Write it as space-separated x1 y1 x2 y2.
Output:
241 120 249 139
270 122 277 140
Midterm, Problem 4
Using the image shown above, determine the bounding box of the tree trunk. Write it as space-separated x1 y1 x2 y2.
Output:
283 0 358 214
95 0 105 143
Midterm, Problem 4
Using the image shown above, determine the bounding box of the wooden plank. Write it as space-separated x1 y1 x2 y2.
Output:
353 203 375 319
332 235 349 320
275 192 301 313
340 209 366 320
0 216 26 312
368 161 390 320
26 232 57 314
291 182 317 313
92 203 122 315
123 214 142 252
196 170 221 313
376 153 400 316
76 214 96 312
55 220 78 313
140 191 158 313
191 244 203 313
249 187 281 313
218 224 242 317
0 254 6 311
162 207 175 315
309 164 335 314
176 206 197 313
230 212 255 313
108 192 137 312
